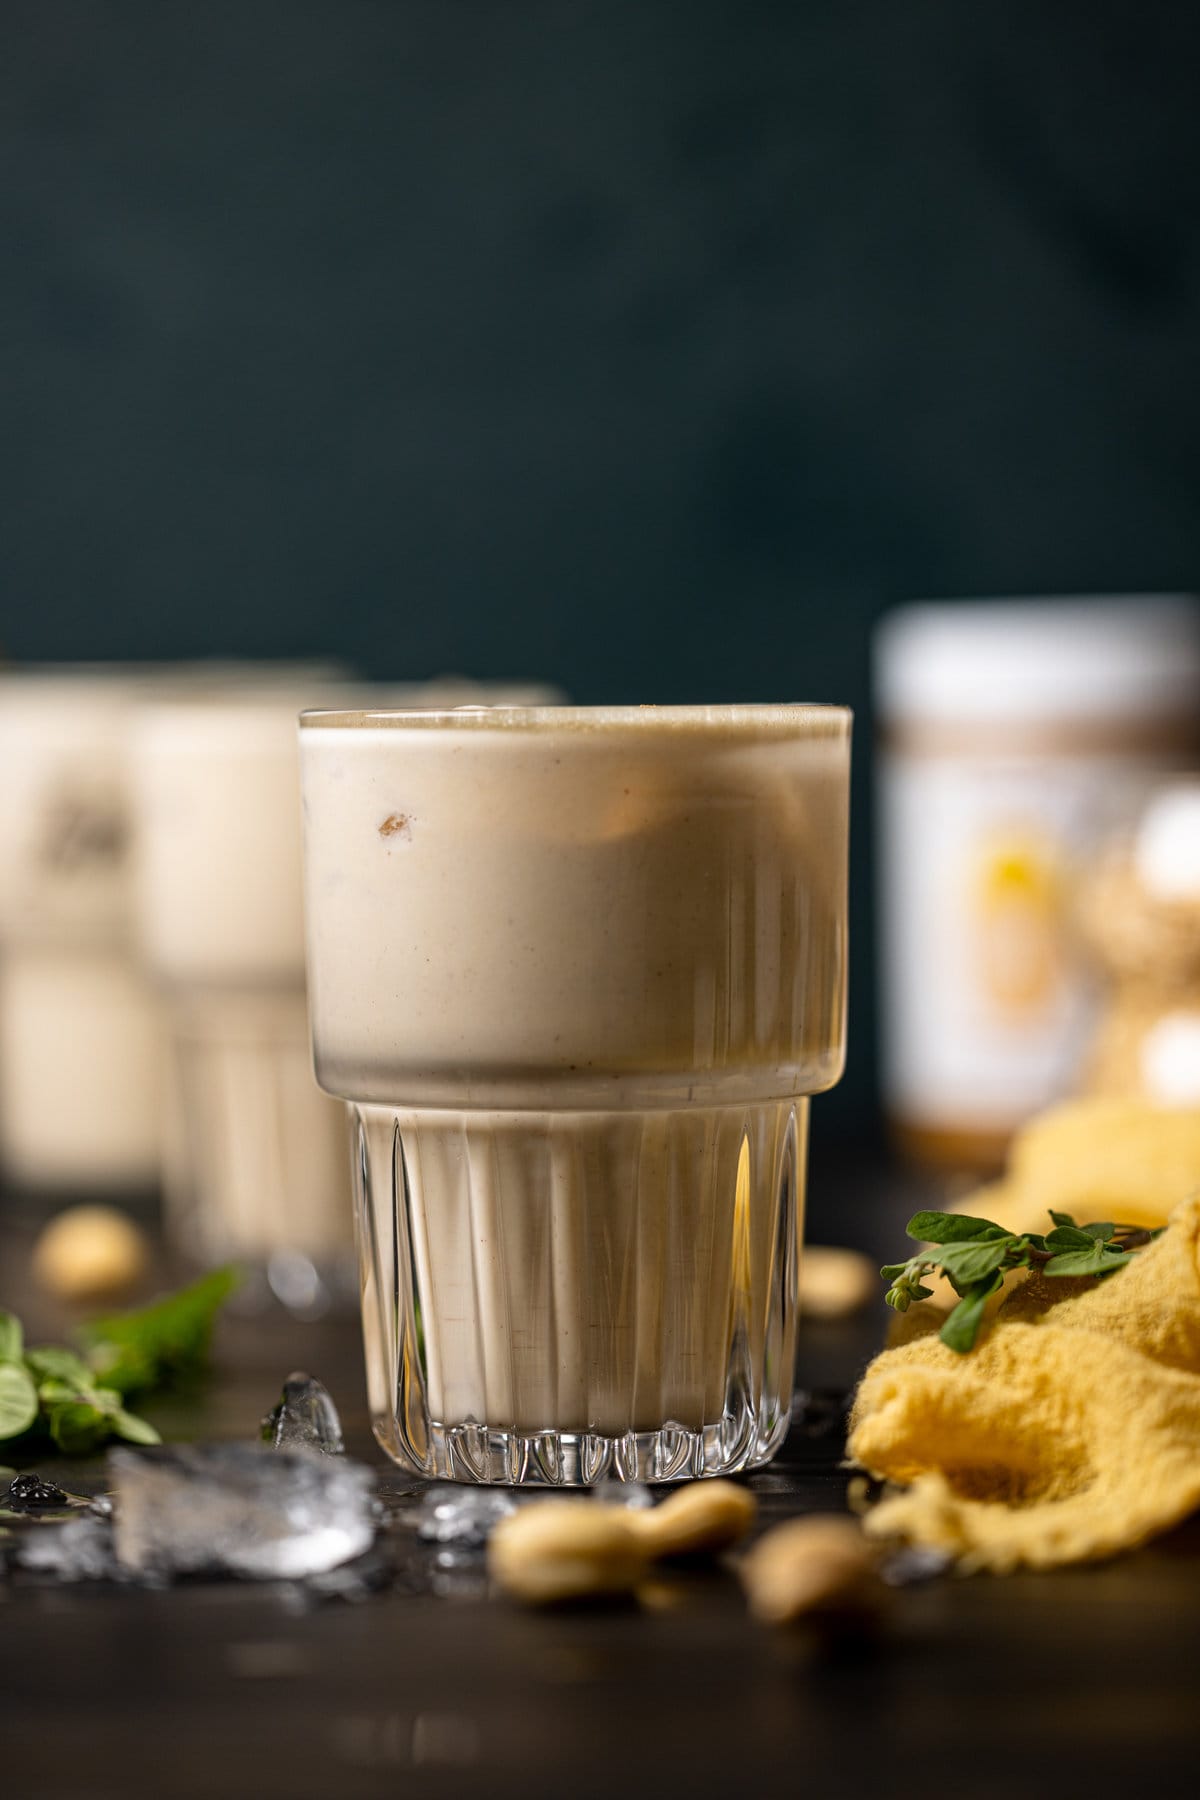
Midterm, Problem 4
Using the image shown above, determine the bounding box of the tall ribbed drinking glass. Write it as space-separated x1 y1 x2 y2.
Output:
300 704 850 1484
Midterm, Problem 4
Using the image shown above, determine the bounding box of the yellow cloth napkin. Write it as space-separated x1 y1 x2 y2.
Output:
848 1195 1200 1571
970 1096 1200 1238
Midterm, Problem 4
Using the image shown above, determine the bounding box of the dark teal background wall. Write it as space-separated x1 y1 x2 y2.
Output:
4 3 1199 1137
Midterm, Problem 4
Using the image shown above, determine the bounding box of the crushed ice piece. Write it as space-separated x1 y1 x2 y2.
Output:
15 1512 118 1581
261 1371 345 1455
589 1479 654 1511
429 1544 491 1602
415 1483 517 1547
110 1444 375 1580
880 1545 953 1587
6 1472 70 1511
288 1542 395 1605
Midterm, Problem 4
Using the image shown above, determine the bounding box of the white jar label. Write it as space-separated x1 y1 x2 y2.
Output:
879 748 1169 1133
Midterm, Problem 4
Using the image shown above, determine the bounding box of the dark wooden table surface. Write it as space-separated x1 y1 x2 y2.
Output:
3 1148 1199 1800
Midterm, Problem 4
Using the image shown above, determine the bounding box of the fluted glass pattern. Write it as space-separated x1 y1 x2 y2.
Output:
353 1098 806 1484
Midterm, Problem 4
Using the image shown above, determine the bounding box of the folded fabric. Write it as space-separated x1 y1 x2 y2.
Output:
848 1195 1200 1571
969 1097 1200 1239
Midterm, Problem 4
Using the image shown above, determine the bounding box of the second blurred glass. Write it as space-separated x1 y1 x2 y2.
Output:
130 685 354 1310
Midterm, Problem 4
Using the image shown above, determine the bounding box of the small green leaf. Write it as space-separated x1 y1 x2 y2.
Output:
1044 1246 1128 1278
1081 1222 1116 1242
936 1238 1014 1290
939 1270 1004 1353
879 1263 912 1281
0 1363 38 1439
1044 1225 1097 1251
908 1212 1011 1245
83 1264 240 1396
46 1402 109 1456
36 1382 94 1411
1048 1210 1079 1229
0 1312 23 1363
111 1408 160 1445
25 1346 93 1388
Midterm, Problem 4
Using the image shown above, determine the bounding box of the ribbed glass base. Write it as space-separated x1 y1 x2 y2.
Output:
351 1097 807 1484
163 987 352 1274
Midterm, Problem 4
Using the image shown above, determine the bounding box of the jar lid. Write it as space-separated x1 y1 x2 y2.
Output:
875 597 1200 728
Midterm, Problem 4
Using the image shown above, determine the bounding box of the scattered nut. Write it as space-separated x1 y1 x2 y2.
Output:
633 1479 757 1558
488 1501 649 1605
799 1246 877 1320
32 1204 149 1304
740 1515 881 1626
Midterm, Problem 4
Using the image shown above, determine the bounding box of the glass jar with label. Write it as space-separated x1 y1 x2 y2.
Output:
875 597 1200 1171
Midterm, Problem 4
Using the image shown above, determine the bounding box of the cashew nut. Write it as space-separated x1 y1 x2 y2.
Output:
488 1501 649 1604
739 1515 880 1625
633 1479 757 1557
32 1204 149 1304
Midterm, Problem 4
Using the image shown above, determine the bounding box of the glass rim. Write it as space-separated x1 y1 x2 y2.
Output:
299 701 853 735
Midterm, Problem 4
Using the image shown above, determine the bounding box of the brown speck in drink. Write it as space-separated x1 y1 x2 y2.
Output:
379 813 412 840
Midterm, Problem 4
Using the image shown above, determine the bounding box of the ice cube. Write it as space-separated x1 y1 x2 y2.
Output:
415 1483 518 1547
879 1544 952 1587
261 1371 345 1455
429 1544 491 1602
110 1444 375 1580
15 1512 118 1581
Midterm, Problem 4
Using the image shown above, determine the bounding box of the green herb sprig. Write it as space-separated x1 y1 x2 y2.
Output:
882 1211 1163 1354
81 1265 240 1397
0 1265 238 1457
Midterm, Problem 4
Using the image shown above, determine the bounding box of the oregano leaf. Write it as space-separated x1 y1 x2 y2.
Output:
47 1403 111 1457
939 1271 1005 1353
0 1364 38 1440
935 1238 1013 1291
111 1408 160 1446
1044 1225 1097 1251
25 1347 93 1388
0 1312 23 1364
1044 1246 1128 1278
907 1212 1010 1245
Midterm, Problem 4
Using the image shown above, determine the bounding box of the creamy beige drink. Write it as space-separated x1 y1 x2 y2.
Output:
301 705 850 1482
129 688 354 1303
0 668 167 1195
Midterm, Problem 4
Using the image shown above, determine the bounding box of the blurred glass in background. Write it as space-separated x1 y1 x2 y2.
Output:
128 673 354 1313
0 662 312 1198
0 667 167 1196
